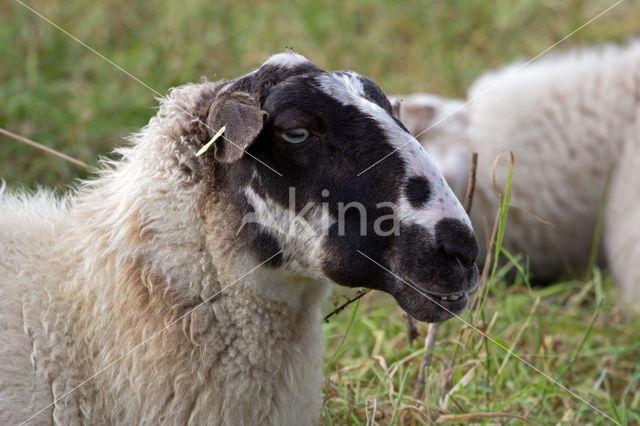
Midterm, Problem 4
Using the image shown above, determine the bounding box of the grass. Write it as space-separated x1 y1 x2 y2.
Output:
323 267 640 424
2 0 640 189
2 0 640 424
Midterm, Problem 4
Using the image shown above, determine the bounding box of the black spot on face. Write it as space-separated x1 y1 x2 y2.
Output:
244 224 284 268
405 176 432 207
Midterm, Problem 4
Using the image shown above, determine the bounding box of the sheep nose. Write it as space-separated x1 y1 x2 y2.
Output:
435 218 478 268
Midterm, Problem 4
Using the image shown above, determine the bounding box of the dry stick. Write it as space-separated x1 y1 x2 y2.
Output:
416 323 440 399
404 312 419 344
463 153 478 218
0 127 97 173
416 153 478 400
323 289 371 323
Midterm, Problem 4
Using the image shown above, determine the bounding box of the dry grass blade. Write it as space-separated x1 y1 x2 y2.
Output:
416 321 440 399
0 128 97 173
463 153 479 215
435 411 531 423
404 312 419 344
491 150 515 196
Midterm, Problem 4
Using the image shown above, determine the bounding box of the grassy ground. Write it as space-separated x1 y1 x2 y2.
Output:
2 0 640 424
323 271 640 424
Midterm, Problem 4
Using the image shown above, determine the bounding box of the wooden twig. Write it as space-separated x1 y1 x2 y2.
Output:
0 127 97 172
416 319 440 399
404 312 419 344
323 289 371 323
463 153 479 214
417 152 479 400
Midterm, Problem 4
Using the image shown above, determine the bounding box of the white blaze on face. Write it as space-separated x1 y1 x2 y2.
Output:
242 184 335 278
316 72 472 235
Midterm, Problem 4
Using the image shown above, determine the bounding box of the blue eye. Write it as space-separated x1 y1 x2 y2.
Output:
280 128 310 144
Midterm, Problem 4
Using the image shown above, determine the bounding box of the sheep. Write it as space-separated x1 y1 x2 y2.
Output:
393 41 640 302
0 52 479 425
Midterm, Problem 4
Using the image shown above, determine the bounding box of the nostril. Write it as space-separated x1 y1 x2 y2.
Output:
435 218 478 268
441 238 476 268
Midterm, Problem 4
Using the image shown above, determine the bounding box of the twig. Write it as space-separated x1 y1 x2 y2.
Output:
0 127 97 172
416 153 479 400
404 312 419 344
463 153 478 214
416 320 440 399
323 289 371 323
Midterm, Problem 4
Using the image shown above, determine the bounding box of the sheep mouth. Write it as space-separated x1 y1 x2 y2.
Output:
423 291 469 313
395 286 470 323
425 291 467 305
390 265 478 323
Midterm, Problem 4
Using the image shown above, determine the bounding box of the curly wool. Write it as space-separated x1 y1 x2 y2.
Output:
0 81 329 425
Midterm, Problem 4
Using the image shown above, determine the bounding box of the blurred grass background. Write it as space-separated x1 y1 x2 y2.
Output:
2 0 640 424
2 0 639 189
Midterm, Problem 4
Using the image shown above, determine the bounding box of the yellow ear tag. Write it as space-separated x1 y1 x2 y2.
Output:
196 126 226 157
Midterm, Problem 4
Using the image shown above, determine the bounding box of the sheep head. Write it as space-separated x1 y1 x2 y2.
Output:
180 53 478 323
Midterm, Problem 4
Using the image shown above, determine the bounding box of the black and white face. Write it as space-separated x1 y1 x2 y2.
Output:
192 53 478 322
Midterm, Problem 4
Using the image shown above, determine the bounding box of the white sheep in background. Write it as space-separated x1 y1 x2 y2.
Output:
0 53 478 425
394 41 640 303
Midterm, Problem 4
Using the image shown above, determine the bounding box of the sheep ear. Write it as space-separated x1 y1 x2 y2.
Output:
206 91 266 163
401 102 437 136
391 98 402 121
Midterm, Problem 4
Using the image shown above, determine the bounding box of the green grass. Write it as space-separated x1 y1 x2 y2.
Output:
323 261 640 424
2 0 640 189
2 0 640 424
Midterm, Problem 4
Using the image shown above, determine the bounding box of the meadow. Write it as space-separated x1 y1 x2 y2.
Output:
1 0 640 424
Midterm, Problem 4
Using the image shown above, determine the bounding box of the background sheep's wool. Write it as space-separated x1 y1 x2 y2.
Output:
2 0 640 424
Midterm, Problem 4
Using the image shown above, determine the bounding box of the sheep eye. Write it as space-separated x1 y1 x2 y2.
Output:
280 128 309 144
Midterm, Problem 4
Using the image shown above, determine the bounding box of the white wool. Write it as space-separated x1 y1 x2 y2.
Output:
395 40 640 303
0 81 328 425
